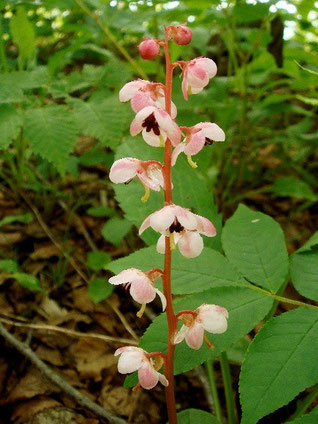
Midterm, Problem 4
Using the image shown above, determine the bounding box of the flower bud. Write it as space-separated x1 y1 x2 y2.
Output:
168 24 192 45
139 39 160 60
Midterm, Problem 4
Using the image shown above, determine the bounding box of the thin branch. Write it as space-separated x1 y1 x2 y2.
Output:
0 317 138 345
0 321 127 424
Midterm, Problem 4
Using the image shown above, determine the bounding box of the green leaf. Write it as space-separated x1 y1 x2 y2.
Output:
0 260 19 273
87 251 111 271
141 286 273 375
226 337 250 365
123 372 138 388
290 247 318 301
106 246 247 295
0 213 33 227
87 206 116 218
272 177 317 201
288 405 318 424
240 308 318 424
0 105 23 149
113 140 222 251
297 232 318 253
101 217 132 247
222 204 289 293
88 278 113 303
24 105 79 175
0 81 24 104
9 7 35 67
11 273 42 291
177 409 220 424
70 96 132 149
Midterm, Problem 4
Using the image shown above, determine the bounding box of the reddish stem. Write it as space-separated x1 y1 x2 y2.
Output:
147 351 166 360
176 310 197 319
162 29 177 424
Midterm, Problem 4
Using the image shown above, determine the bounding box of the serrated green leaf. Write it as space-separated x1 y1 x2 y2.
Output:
88 278 113 303
101 217 132 247
0 81 24 104
24 105 79 175
87 251 111 271
9 7 35 67
113 140 222 250
272 177 317 201
140 286 273 375
1 68 49 90
106 246 247 295
240 308 318 424
222 204 288 292
11 273 42 291
177 409 220 424
290 247 318 301
0 260 19 273
288 405 318 423
70 96 132 149
0 105 23 149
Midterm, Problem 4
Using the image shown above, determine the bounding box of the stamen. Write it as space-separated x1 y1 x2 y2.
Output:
159 135 165 147
204 333 215 350
187 85 192 95
169 234 176 250
187 155 197 169
141 185 150 203
136 303 146 318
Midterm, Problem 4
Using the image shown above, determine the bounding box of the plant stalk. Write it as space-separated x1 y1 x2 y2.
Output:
162 30 177 424
206 360 223 423
220 352 237 424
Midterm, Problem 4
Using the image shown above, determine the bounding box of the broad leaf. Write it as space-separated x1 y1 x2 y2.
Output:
9 7 35 68
106 246 247 295
101 217 132 247
87 251 111 271
272 177 317 201
288 406 318 424
177 409 220 424
113 140 222 250
222 204 288 292
240 308 318 424
0 106 23 149
24 105 79 175
11 273 42 291
88 278 113 303
141 286 273 375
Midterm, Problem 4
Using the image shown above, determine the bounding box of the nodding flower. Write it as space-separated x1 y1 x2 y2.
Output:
181 57 217 100
174 304 229 350
109 268 166 317
139 204 216 258
172 122 225 168
119 79 177 118
114 347 168 390
130 106 181 147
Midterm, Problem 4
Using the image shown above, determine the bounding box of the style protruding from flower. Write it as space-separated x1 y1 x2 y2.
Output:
115 347 168 390
181 57 217 100
130 106 181 147
167 23 192 45
119 80 177 118
109 268 166 317
172 122 225 168
109 158 164 202
139 39 160 60
174 304 229 350
139 204 216 258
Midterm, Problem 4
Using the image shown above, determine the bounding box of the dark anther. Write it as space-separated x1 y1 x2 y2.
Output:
169 219 184 233
204 137 214 146
142 113 161 136
124 178 133 185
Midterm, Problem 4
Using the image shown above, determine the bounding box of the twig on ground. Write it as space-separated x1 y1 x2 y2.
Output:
0 321 127 424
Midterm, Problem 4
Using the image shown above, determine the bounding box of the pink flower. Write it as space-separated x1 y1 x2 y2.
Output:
139 39 160 60
130 106 181 147
139 204 216 258
109 158 164 191
109 268 166 316
172 122 225 167
174 304 229 350
119 80 177 118
167 24 192 45
182 57 217 100
114 347 168 390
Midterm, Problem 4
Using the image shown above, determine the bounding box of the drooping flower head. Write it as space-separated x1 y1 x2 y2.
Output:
172 122 225 167
130 106 181 147
174 304 229 350
139 39 160 60
166 23 192 45
109 268 166 317
139 204 216 258
119 80 177 118
115 346 168 390
181 57 217 100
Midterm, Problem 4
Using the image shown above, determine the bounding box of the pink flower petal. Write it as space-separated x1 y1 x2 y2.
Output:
171 143 186 166
195 215 216 237
178 232 204 258
130 118 141 136
109 158 139 184
155 288 167 311
158 373 169 387
182 68 189 100
119 80 147 102
142 128 161 147
117 347 145 374
198 304 228 334
109 268 145 285
174 324 189 344
175 206 198 230
139 215 152 235
131 91 153 113
138 362 159 390
201 123 225 142
134 105 157 126
129 278 156 304
199 58 217 78
150 206 175 233
156 234 166 254
185 322 204 349
184 131 205 156
138 163 164 191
